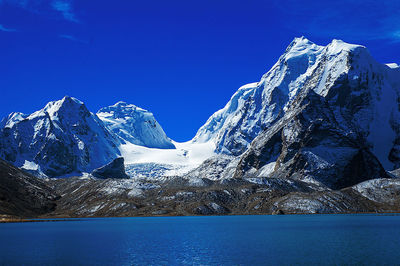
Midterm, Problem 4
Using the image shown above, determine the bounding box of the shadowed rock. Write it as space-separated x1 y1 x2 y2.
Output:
0 159 59 217
92 157 129 179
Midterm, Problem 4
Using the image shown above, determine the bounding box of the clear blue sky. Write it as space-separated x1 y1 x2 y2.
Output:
1 0 399 141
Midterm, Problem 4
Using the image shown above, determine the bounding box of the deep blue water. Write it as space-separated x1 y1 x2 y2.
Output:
1 214 400 265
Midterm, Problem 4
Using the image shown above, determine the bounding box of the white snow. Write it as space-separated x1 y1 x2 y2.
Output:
325 39 364 55
193 82 259 143
77 140 85 150
98 179 159 196
127 188 144 198
257 162 276 177
386 63 399 69
97 101 175 149
21 160 39 171
192 37 328 153
110 202 127 211
2 112 26 128
87 204 104 214
120 140 216 177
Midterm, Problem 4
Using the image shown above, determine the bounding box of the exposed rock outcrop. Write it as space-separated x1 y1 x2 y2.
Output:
0 159 58 217
92 157 130 179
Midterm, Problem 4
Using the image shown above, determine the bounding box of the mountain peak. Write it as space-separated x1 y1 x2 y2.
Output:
281 37 323 64
291 36 312 45
38 96 89 121
61 95 84 105
326 39 366 54
101 101 148 115
0 96 120 177
44 96 84 111
114 101 128 106
285 36 319 52
284 38 367 61
195 37 400 170
0 112 26 128
97 102 175 149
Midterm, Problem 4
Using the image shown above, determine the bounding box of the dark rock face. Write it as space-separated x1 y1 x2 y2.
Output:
0 159 58 217
234 87 390 190
92 157 129 179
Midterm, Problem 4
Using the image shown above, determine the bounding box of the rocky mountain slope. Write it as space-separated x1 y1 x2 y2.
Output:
0 159 58 217
31 175 400 217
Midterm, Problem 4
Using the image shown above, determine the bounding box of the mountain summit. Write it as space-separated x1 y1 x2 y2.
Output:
1 38 400 217
0 97 177 177
0 96 120 177
194 37 400 174
0 37 399 186
97 101 175 149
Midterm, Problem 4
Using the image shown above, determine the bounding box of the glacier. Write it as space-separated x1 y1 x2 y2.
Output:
0 97 216 178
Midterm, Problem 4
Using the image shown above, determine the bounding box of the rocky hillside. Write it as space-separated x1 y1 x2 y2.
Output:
0 159 58 217
43 175 400 217
1 160 400 217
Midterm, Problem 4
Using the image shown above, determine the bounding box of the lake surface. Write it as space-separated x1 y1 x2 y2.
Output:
1 214 400 265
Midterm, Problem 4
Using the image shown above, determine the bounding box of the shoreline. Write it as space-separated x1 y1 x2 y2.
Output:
0 218 79 223
2 211 400 223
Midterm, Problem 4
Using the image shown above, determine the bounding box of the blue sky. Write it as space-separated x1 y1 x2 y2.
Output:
1 0 399 141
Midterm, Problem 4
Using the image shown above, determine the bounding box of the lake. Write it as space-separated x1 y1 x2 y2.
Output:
1 214 399 265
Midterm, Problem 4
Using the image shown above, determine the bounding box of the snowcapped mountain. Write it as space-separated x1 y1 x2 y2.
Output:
194 37 400 172
0 37 398 186
0 96 213 178
97 101 175 149
3 37 400 217
0 96 121 177
193 37 325 155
